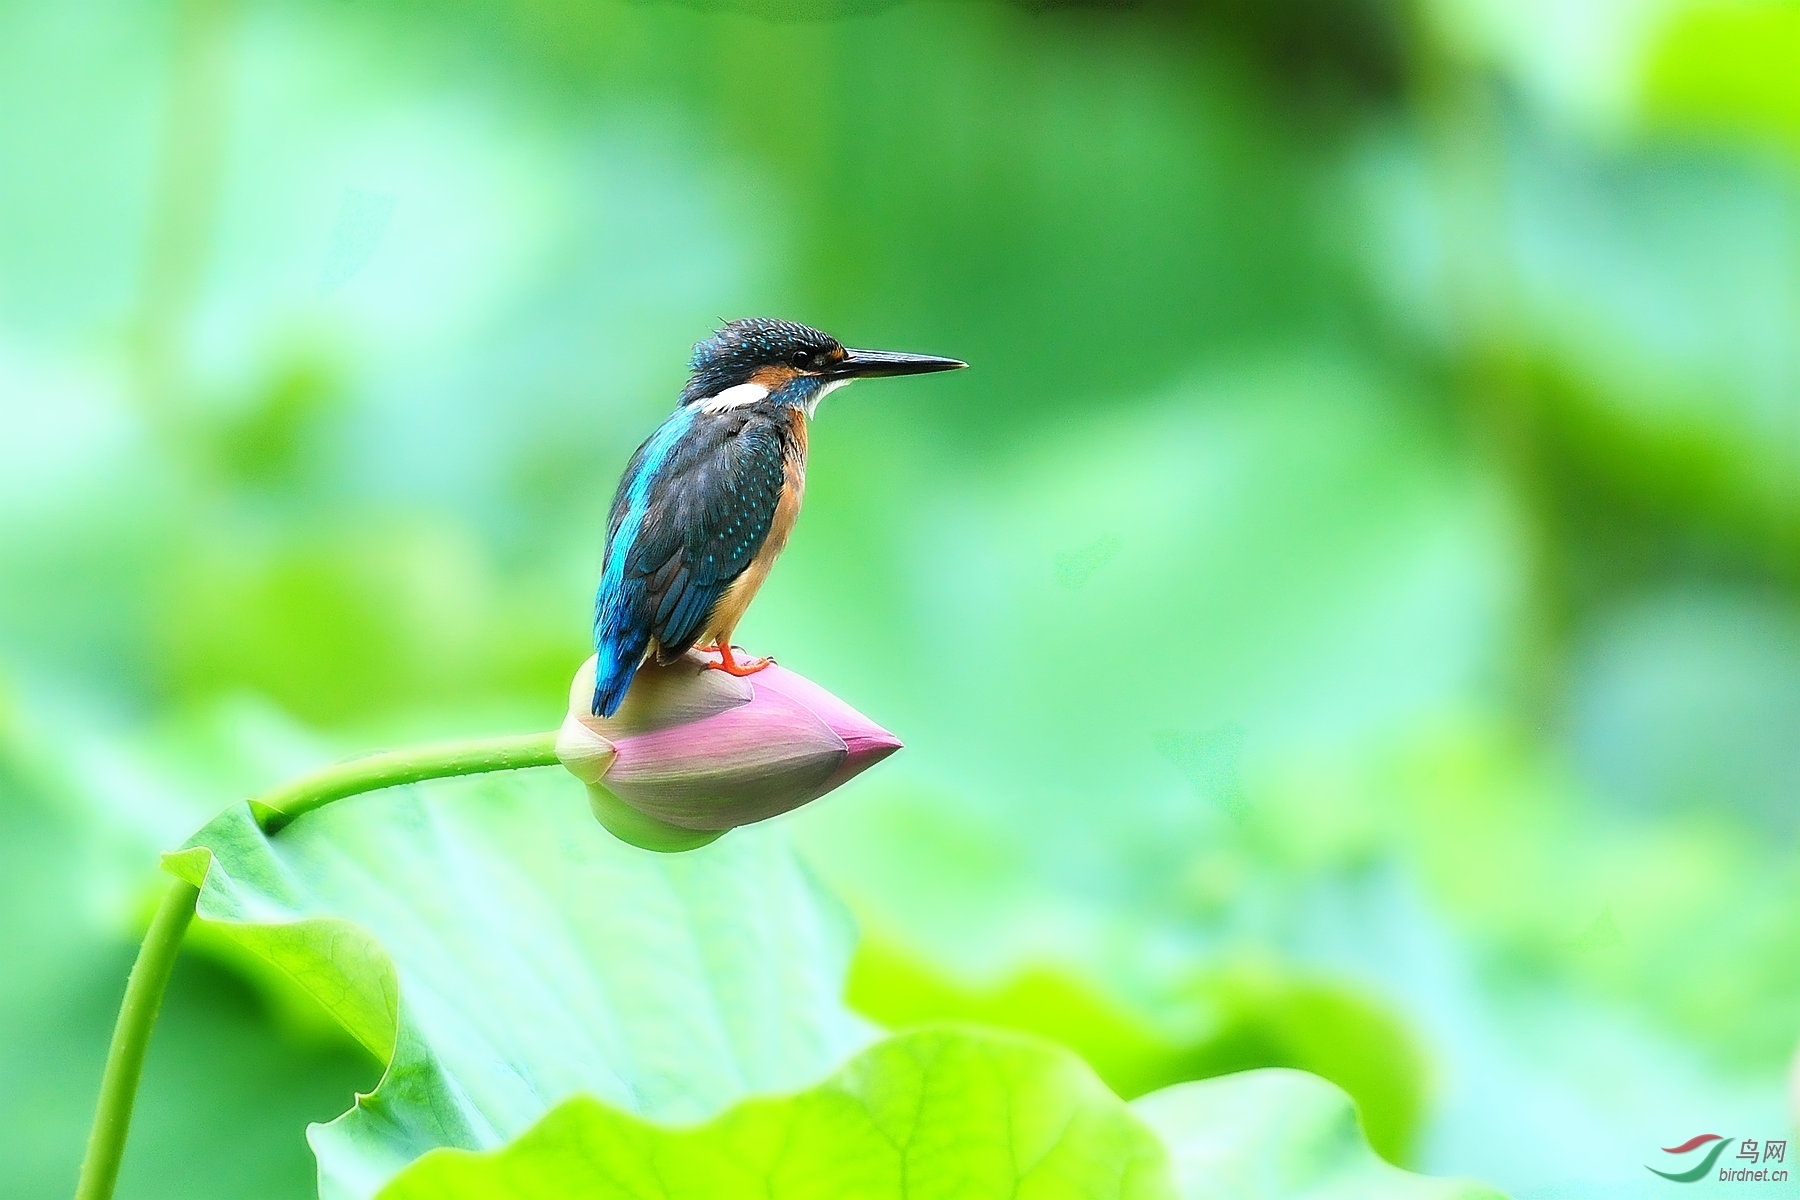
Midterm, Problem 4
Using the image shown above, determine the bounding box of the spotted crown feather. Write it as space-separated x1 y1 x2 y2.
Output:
680 318 840 404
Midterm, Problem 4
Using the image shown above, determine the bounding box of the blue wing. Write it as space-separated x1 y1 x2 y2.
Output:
591 406 786 716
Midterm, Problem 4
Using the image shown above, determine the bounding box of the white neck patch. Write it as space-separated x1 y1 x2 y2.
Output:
696 381 770 414
805 377 852 418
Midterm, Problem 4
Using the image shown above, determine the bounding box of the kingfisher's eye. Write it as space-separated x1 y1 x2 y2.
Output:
789 348 813 369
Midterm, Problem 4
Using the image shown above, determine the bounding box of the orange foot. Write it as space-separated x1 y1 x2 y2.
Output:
697 643 774 676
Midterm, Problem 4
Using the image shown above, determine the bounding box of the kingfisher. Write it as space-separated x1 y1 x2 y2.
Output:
590 318 966 717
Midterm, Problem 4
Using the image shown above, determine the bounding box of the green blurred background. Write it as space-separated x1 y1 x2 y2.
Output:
3 0 1798 1195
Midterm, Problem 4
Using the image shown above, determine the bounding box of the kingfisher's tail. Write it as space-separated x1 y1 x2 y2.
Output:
592 624 649 718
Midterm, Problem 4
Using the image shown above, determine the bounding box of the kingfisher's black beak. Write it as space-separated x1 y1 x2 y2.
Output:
830 348 968 379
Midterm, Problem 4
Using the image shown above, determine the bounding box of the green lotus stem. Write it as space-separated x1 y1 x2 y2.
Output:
73 729 562 1200
256 730 563 832
74 878 199 1200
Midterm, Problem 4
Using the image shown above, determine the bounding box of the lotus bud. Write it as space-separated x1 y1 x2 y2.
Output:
556 653 902 852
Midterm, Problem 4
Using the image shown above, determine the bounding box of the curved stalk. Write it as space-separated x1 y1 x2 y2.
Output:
73 729 563 1200
257 731 562 832
74 879 199 1200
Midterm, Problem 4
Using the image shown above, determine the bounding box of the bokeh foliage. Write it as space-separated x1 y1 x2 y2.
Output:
2 0 1798 1195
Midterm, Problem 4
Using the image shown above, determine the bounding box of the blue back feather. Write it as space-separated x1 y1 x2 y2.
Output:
591 393 799 718
592 407 695 716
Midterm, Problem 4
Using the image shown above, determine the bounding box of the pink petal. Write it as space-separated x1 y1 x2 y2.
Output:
567 654 750 739
606 684 846 830
561 653 903 837
750 664 903 782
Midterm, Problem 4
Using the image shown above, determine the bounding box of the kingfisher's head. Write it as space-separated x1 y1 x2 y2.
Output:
679 318 965 415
